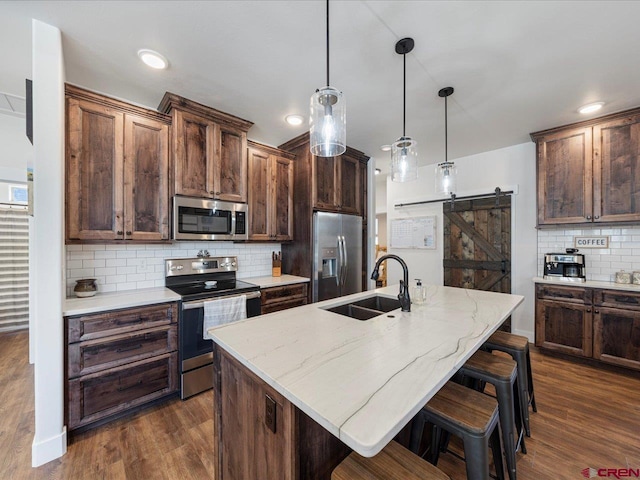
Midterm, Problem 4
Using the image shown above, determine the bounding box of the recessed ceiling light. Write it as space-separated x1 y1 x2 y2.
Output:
137 49 168 70
375 168 381 175
285 114 304 126
578 102 604 114
380 145 391 152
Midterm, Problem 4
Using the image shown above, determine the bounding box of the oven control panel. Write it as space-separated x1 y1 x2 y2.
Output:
165 257 238 277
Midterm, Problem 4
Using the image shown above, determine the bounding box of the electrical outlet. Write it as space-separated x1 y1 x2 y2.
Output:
265 394 276 433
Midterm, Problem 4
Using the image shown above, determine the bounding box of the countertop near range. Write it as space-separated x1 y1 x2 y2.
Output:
242 274 309 289
64 287 181 317
208 284 523 457
534 276 640 292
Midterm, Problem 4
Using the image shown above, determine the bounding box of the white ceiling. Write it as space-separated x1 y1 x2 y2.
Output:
3 1 640 175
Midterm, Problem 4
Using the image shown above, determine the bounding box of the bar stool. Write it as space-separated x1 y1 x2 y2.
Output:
409 381 505 480
332 440 451 480
459 349 527 480
482 331 537 437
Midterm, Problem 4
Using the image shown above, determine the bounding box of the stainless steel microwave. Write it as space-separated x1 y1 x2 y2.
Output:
172 196 248 241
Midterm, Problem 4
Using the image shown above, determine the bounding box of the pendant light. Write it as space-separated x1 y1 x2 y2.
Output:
310 0 346 157
391 38 418 183
435 87 457 195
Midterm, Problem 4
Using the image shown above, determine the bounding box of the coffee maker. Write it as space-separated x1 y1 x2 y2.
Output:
543 248 586 282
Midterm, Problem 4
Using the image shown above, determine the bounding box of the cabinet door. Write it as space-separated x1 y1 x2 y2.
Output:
535 299 592 357
66 97 124 240
173 109 215 198
593 307 640 370
338 155 361 214
215 125 248 202
593 113 640 223
273 156 293 241
313 155 338 210
536 127 593 225
248 147 272 241
220 351 296 480
124 114 170 241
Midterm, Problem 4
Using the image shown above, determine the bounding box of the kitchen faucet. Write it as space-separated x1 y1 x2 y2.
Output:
371 254 411 312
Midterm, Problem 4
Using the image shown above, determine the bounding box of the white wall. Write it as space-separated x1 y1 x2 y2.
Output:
0 113 31 183
386 142 537 340
31 20 66 467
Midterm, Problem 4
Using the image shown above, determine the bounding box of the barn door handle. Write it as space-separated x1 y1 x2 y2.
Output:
501 260 507 274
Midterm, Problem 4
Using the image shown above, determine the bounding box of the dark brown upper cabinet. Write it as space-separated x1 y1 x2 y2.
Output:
158 93 253 203
313 152 363 215
532 108 640 226
65 85 170 243
247 141 295 242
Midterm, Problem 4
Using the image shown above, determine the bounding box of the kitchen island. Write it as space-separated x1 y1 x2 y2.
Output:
208 284 524 479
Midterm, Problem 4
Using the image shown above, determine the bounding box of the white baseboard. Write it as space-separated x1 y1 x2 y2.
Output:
32 427 67 467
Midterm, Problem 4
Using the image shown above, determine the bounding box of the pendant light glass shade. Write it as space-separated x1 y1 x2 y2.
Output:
390 38 418 182
310 86 346 157
435 161 457 194
435 86 457 194
310 0 346 157
391 136 418 182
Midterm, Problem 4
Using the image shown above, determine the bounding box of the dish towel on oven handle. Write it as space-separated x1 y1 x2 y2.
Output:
203 295 247 339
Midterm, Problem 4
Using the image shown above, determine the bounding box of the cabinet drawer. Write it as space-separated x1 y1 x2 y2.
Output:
68 352 178 429
68 325 177 378
536 284 591 304
261 284 308 306
261 297 308 315
68 303 177 343
594 289 640 310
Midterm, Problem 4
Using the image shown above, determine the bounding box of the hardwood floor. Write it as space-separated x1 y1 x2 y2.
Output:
2 329 640 479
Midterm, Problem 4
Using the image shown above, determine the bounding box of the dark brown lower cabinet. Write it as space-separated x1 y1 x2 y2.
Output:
535 283 640 370
260 283 308 315
593 307 640 369
214 348 350 480
66 302 178 431
535 299 593 357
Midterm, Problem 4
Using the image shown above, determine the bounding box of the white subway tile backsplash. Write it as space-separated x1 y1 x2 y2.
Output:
66 242 281 297
538 226 640 281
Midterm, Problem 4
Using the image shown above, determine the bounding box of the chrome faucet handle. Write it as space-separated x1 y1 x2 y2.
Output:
203 249 210 258
197 250 204 258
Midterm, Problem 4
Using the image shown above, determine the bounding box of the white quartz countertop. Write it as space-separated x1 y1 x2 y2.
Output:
533 276 640 292
64 287 180 316
208 284 523 457
243 275 310 289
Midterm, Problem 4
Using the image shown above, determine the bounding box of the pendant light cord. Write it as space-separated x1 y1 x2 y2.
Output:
326 0 330 86
402 52 406 137
444 94 448 163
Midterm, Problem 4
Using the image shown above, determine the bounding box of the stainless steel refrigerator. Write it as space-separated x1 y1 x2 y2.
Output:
312 212 363 302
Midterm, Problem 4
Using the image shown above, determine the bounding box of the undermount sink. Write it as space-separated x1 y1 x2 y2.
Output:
323 295 401 321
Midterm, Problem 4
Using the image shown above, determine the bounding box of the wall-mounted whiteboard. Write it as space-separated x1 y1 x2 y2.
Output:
391 216 437 249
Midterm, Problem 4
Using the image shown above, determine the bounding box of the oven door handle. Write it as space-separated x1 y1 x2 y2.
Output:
182 290 262 310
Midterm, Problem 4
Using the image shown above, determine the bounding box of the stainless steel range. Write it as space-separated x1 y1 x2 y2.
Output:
165 255 261 399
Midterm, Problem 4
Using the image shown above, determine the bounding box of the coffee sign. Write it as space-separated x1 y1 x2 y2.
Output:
574 236 609 248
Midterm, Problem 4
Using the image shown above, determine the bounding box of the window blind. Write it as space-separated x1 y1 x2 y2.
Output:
0 206 29 331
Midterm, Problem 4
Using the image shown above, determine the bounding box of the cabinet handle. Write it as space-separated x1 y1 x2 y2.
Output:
594 215 600 220
126 231 132 236
117 230 123 235
215 191 221 195
587 308 591 313
210 191 215 195
594 309 599 314
586 215 592 220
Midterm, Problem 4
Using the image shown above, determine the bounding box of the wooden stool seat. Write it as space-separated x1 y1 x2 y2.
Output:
332 440 451 480
464 349 515 381
487 331 528 350
410 381 505 480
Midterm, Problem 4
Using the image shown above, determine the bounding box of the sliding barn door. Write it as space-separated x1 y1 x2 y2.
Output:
443 196 512 331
